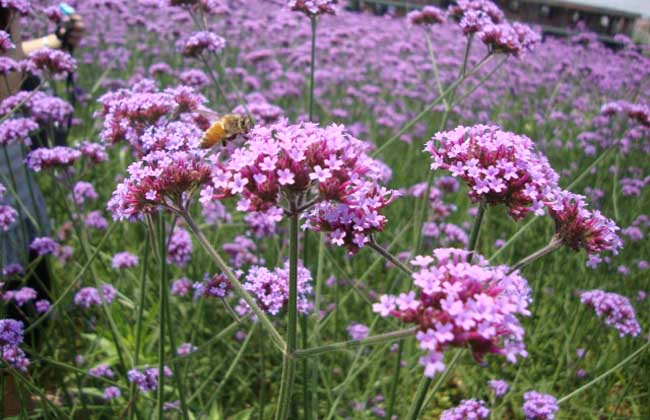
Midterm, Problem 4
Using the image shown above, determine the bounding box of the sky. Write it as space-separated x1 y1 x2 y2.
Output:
565 0 650 17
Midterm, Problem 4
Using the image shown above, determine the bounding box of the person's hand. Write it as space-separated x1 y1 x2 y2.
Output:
58 13 85 48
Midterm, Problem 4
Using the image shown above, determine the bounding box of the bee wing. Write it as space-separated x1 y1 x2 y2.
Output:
196 107 221 123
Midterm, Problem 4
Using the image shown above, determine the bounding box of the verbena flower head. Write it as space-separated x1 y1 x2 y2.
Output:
108 150 211 221
25 48 76 81
478 22 539 56
207 119 395 216
488 379 510 397
128 366 172 392
112 252 139 269
176 342 197 356
0 318 29 371
0 118 38 146
407 6 446 26
449 0 505 33
85 211 109 230
89 363 115 379
440 399 490 420
425 125 559 220
373 248 531 377
223 235 261 268
167 227 193 267
241 261 313 315
97 82 206 154
579 290 641 337
1 0 30 15
546 190 623 255
0 205 17 231
3 287 37 306
522 391 559 420
26 147 81 172
193 273 232 299
0 30 15 53
103 386 121 400
171 277 193 297
0 57 19 75
71 181 99 206
29 237 60 256
347 323 369 340
181 31 226 57
303 182 399 254
74 285 117 308
289 0 337 16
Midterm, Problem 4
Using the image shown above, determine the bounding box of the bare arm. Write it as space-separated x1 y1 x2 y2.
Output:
21 34 63 55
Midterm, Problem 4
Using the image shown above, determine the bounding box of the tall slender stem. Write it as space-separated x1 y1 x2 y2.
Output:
467 201 487 254
182 212 286 351
295 327 417 358
368 239 413 276
406 350 463 420
507 236 562 274
612 151 621 220
129 234 150 420
156 217 166 420
308 16 317 122
275 202 300 420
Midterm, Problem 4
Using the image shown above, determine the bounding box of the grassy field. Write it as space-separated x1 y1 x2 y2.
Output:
2 1 650 419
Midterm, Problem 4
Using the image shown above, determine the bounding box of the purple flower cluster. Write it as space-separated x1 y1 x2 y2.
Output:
579 290 641 337
108 150 211 221
601 100 650 127
303 183 398 253
425 125 559 220
171 277 193 297
193 273 232 299
407 6 446 26
288 0 337 16
0 204 17 231
373 248 531 377
167 227 193 267
347 323 369 340
223 235 261 268
181 31 226 57
0 319 29 371
25 48 77 81
103 386 121 400
89 363 115 379
440 399 490 420
0 30 15 52
547 191 622 255
128 366 173 393
71 181 99 205
74 284 118 308
240 261 313 315
78 141 109 164
1 91 72 125
488 379 509 397
111 252 139 269
85 211 109 230
97 81 206 153
26 146 82 172
0 118 38 146
176 342 197 356
207 120 397 252
522 391 559 420
29 237 60 256
3 287 37 306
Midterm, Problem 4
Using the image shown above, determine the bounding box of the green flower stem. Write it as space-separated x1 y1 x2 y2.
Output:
508 236 562 274
182 212 287 352
274 203 300 420
308 16 317 121
129 233 149 420
467 201 487 254
156 217 166 420
557 340 650 404
372 53 494 157
368 239 413 276
406 350 463 420
294 327 417 358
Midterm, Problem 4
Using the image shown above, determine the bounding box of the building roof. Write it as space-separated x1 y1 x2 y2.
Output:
539 0 650 17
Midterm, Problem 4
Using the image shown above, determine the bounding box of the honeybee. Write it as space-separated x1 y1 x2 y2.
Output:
198 109 253 149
